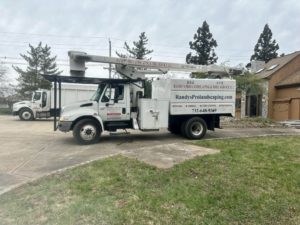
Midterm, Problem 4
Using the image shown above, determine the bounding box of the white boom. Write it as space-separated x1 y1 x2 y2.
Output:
68 51 235 79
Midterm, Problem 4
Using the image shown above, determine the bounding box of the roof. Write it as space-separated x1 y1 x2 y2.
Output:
275 70 300 88
41 74 143 84
255 51 300 79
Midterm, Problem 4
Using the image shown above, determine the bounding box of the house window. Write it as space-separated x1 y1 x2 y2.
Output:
255 68 264 73
267 64 279 71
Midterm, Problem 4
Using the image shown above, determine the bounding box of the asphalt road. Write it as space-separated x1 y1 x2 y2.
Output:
0 115 299 195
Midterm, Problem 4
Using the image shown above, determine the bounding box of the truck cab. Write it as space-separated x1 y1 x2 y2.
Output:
13 84 97 121
58 81 142 144
12 90 50 120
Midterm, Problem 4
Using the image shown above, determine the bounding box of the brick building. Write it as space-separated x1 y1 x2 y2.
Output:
240 51 300 121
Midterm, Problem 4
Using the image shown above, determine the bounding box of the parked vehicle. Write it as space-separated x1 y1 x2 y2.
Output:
48 51 237 144
12 84 97 120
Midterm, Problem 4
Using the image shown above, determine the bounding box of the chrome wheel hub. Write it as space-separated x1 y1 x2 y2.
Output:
22 111 31 120
80 125 96 141
191 122 203 136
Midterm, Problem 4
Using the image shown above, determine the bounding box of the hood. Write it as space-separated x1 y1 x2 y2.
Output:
13 101 31 107
61 100 96 115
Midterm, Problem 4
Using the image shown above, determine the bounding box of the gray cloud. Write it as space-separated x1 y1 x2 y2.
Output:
0 0 299 78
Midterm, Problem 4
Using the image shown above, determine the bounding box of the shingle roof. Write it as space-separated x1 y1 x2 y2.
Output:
255 51 300 79
275 70 300 88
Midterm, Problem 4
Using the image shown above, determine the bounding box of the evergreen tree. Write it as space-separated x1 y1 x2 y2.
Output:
116 32 153 97
186 21 218 65
13 42 61 97
250 24 279 63
0 65 8 97
116 32 153 60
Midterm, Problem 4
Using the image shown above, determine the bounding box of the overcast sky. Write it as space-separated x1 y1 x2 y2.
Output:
0 0 299 80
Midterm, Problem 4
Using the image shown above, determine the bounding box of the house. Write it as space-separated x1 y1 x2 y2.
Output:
250 51 300 121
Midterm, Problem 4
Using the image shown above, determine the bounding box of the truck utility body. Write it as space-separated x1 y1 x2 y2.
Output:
43 51 237 144
12 83 97 120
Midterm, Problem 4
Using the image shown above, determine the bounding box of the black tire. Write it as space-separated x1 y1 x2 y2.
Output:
19 108 34 121
72 119 101 145
184 117 207 140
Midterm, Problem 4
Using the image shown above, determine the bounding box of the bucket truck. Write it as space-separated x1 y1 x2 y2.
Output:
46 51 237 144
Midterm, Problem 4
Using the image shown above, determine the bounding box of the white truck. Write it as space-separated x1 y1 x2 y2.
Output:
12 84 97 120
48 51 237 144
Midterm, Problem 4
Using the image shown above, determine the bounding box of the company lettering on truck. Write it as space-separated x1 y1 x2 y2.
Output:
171 80 235 91
171 91 234 103
175 94 233 101
170 103 234 115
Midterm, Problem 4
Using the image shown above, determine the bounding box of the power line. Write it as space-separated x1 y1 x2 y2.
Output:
0 59 109 67
0 34 254 59
0 39 256 54
0 40 111 48
0 31 262 62
0 30 258 52
0 31 108 40
0 41 254 59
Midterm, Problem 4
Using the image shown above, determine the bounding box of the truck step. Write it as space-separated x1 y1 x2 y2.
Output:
104 121 132 131
109 130 130 136
132 118 139 130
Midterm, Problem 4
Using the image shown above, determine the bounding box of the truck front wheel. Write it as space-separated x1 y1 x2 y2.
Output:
19 108 34 121
184 117 207 140
73 119 101 145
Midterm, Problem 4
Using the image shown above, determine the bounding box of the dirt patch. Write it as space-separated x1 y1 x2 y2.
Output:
221 117 285 128
122 143 220 169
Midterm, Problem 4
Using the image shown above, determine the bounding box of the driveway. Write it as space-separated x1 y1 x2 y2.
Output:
0 115 299 195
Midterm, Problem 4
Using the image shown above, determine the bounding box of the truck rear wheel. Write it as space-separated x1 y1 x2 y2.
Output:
184 117 207 140
73 119 101 145
19 108 34 121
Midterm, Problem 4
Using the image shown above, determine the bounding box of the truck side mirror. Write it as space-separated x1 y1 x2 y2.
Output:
106 99 115 107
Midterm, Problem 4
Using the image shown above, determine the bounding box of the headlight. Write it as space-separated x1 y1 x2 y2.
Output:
59 115 70 122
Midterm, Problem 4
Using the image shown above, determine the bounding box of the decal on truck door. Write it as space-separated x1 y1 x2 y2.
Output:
107 109 122 120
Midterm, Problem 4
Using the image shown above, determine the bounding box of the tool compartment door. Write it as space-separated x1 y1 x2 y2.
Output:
138 99 168 130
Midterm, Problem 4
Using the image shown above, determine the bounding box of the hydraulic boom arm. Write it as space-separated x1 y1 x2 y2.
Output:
68 51 238 79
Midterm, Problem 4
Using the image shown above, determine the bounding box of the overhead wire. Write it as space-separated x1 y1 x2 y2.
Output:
0 30 256 58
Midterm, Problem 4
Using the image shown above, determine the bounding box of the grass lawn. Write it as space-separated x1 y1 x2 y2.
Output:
0 108 11 115
0 136 299 225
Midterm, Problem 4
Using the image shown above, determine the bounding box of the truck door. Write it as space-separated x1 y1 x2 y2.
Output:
99 84 130 121
32 91 49 113
32 91 42 111
41 91 50 111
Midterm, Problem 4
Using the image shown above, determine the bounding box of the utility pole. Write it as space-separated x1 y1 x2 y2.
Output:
109 38 112 78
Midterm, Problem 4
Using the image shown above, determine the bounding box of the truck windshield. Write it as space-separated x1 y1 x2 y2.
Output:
90 83 106 102
33 91 41 101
